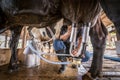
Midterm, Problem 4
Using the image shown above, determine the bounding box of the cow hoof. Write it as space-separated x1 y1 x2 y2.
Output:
8 68 19 73
8 69 14 73
58 69 65 74
71 64 77 69
8 65 19 73
98 73 103 78
82 72 93 80
58 67 66 74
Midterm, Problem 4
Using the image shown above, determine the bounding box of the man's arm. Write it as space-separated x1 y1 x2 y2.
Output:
60 26 71 41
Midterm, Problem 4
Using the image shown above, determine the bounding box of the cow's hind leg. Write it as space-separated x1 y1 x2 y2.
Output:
83 23 107 79
8 26 23 72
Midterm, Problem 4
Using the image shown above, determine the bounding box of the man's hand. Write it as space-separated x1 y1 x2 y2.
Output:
67 26 72 33
72 48 85 58
72 49 78 56
60 25 72 41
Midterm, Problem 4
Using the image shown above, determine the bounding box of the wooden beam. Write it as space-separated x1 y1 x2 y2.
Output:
22 27 27 48
4 34 8 48
103 72 120 77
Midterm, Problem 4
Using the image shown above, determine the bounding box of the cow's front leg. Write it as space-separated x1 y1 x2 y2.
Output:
8 26 23 72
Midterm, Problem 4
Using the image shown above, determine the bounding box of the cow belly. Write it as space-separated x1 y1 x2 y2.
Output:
6 14 61 27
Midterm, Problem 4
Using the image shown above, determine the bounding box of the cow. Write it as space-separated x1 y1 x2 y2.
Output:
0 0 119 80
84 0 120 78
0 0 62 72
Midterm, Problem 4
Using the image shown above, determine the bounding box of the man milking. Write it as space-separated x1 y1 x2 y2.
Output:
53 25 91 73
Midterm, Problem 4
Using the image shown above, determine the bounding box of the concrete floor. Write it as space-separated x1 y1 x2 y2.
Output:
0 49 120 80
0 55 81 80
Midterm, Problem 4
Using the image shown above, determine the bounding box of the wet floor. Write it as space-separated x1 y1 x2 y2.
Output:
0 55 82 80
0 65 79 80
0 50 120 80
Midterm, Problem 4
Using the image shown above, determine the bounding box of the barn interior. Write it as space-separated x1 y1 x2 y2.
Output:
0 10 120 80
